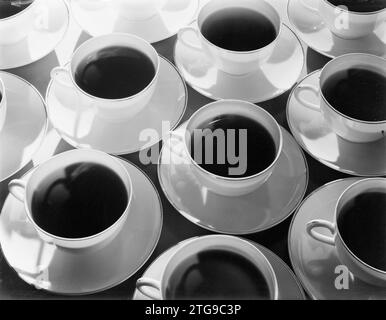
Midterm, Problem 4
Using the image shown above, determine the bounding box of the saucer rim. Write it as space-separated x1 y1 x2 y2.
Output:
0 157 163 296
157 123 309 235
0 0 70 70
287 177 362 300
173 23 305 103
0 71 48 183
287 0 386 59
45 55 188 155
286 69 386 177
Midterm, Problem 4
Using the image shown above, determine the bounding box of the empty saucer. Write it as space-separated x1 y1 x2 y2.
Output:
289 178 386 299
0 158 163 295
0 71 47 182
46 56 187 155
133 237 305 300
70 0 199 43
287 0 386 58
0 0 69 69
287 70 386 177
158 122 308 234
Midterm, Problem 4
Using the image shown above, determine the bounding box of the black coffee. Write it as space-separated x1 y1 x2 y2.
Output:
327 0 386 12
74 46 155 99
0 91 2 103
201 8 277 51
338 191 386 271
0 0 33 19
166 250 271 300
322 68 386 122
31 162 128 239
190 114 276 178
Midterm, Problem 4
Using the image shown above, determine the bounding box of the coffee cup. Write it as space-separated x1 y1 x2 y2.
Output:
300 0 386 39
295 53 386 143
50 33 160 122
177 0 282 75
136 235 279 300
0 77 7 132
168 100 283 197
307 178 386 287
0 0 49 45
8 149 133 250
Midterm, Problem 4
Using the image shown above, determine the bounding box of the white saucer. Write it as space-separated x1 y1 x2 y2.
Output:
133 237 306 300
287 0 386 58
0 72 47 182
174 24 304 102
46 56 187 155
158 122 308 234
70 0 199 43
287 70 386 177
0 0 69 69
289 178 386 300
0 158 163 295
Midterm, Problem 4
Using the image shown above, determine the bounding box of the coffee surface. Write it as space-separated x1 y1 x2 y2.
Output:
31 162 128 238
338 191 386 271
322 68 386 122
0 0 33 19
166 249 271 300
75 46 155 99
326 0 386 12
201 7 277 51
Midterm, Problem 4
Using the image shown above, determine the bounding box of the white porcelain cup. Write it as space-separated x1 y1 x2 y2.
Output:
300 0 386 39
136 235 279 300
0 0 49 45
0 78 7 132
76 0 168 21
8 149 133 250
307 178 386 287
295 53 386 143
50 33 160 122
168 100 283 197
177 0 282 76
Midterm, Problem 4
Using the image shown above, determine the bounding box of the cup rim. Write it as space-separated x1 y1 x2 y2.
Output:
197 0 283 55
0 0 38 21
160 235 279 300
335 177 386 275
321 0 386 15
22 149 133 243
182 99 283 182
320 53 386 125
65 33 160 103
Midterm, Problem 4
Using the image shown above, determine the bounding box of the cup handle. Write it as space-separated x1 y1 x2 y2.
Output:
306 219 336 246
299 0 319 13
8 179 27 202
294 84 321 111
136 278 162 300
165 130 189 159
177 26 202 50
50 66 73 88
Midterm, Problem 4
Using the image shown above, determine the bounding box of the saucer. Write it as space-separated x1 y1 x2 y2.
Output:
287 70 386 177
158 122 308 234
0 158 163 295
289 178 386 299
46 56 187 155
174 24 304 102
133 238 306 300
0 72 47 182
70 0 199 43
287 0 386 58
0 0 69 69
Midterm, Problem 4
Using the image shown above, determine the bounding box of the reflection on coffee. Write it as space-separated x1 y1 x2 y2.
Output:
322 68 386 122
31 162 128 238
190 114 276 178
201 8 277 51
0 0 33 19
338 191 386 271
165 250 271 300
74 46 155 99
326 0 386 12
